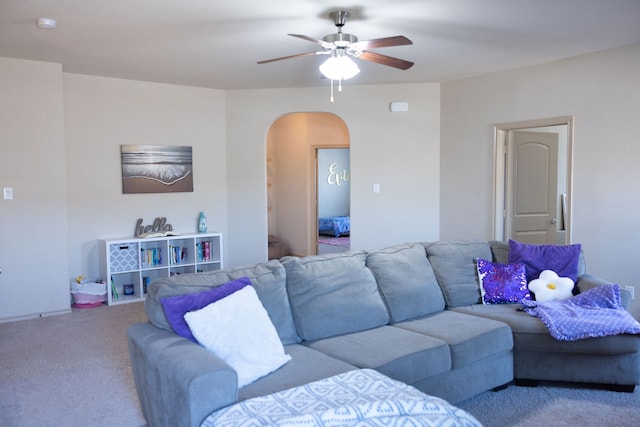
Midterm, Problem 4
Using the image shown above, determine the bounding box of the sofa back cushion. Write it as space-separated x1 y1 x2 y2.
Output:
366 243 445 322
425 241 492 308
283 252 389 341
145 259 300 345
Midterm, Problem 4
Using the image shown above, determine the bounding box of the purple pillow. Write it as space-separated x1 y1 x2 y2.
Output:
507 240 581 283
477 258 530 304
160 277 251 342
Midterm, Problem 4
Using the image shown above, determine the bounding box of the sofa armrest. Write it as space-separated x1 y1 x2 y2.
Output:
576 273 631 309
128 322 238 427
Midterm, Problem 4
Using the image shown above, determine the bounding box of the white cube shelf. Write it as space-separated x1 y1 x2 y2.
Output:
99 233 223 305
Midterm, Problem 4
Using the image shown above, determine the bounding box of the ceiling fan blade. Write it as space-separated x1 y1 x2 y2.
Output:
289 34 334 49
357 51 414 70
351 35 412 50
257 51 323 64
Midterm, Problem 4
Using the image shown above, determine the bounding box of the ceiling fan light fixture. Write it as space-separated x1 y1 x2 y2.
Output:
257 9 412 102
319 55 360 81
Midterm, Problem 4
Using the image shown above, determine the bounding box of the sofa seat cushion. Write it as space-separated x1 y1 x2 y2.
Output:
452 304 640 355
425 241 492 307
451 304 547 333
366 243 445 322
305 326 451 385
238 344 356 402
394 311 513 368
283 252 389 341
146 259 300 345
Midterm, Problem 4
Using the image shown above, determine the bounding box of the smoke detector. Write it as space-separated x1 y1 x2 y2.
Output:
36 18 57 30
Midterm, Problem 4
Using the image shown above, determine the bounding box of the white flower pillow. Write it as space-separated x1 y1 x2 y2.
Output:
528 270 574 302
184 285 291 387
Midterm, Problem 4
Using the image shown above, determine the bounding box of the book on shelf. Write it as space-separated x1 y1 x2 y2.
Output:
169 245 187 264
138 231 180 238
141 247 162 268
196 240 211 262
110 276 119 300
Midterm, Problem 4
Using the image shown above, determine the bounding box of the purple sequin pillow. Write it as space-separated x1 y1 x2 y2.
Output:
160 276 251 342
477 258 530 304
508 239 582 283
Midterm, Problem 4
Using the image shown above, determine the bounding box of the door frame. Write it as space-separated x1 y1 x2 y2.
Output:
310 145 350 255
493 116 574 243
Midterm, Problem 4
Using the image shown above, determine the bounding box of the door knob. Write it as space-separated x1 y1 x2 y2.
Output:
551 218 557 224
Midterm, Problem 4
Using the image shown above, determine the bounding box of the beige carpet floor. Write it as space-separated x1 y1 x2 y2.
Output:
0 302 147 427
458 380 640 426
1 300 639 426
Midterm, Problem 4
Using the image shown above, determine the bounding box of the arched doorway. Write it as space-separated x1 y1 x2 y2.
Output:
266 112 350 257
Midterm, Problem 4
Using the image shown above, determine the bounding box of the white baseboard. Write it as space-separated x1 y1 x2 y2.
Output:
0 308 72 324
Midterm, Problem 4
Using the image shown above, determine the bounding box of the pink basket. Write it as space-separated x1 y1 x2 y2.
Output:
72 292 106 306
70 281 107 307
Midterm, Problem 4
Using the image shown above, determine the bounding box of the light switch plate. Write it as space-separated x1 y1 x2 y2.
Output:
389 101 409 112
3 187 13 200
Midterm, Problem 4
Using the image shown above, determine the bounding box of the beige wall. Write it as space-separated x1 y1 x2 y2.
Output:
63 74 228 281
11 43 638 320
441 43 640 314
0 63 440 321
226 83 441 266
1 62 230 321
268 113 349 256
0 58 69 320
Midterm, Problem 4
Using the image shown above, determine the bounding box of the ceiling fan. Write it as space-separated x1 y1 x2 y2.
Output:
258 10 414 101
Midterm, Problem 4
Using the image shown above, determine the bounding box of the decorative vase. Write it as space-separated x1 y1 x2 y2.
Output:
198 211 207 233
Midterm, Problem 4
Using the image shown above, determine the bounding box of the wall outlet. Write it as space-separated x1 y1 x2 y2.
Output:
623 285 635 300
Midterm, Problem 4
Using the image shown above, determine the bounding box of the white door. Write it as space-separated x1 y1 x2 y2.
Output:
506 130 559 244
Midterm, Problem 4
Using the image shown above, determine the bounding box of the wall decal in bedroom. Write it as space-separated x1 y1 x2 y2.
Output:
327 162 350 186
121 144 193 194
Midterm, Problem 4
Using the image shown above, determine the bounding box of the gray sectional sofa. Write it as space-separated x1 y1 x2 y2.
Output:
128 240 638 427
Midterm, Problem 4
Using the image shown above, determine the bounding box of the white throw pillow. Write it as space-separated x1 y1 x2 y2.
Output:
528 269 574 302
184 286 291 387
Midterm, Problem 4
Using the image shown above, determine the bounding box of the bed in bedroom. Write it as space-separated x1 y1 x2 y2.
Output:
318 215 350 237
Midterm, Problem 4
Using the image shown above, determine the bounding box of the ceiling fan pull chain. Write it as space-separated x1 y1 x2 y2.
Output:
338 79 343 92
329 79 335 103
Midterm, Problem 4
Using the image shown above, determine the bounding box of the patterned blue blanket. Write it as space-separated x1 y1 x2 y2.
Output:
202 369 482 426
520 284 640 341
318 216 350 237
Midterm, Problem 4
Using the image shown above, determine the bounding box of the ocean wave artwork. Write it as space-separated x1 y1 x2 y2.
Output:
121 145 193 193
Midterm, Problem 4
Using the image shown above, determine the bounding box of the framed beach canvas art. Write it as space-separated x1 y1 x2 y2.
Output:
121 145 193 194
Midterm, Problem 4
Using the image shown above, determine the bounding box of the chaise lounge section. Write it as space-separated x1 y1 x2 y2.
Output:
128 240 637 427
454 242 640 391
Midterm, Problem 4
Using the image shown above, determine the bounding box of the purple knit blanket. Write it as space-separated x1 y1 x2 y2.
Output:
520 284 640 341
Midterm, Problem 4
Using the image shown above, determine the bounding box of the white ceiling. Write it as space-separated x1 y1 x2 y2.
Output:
1 0 639 90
